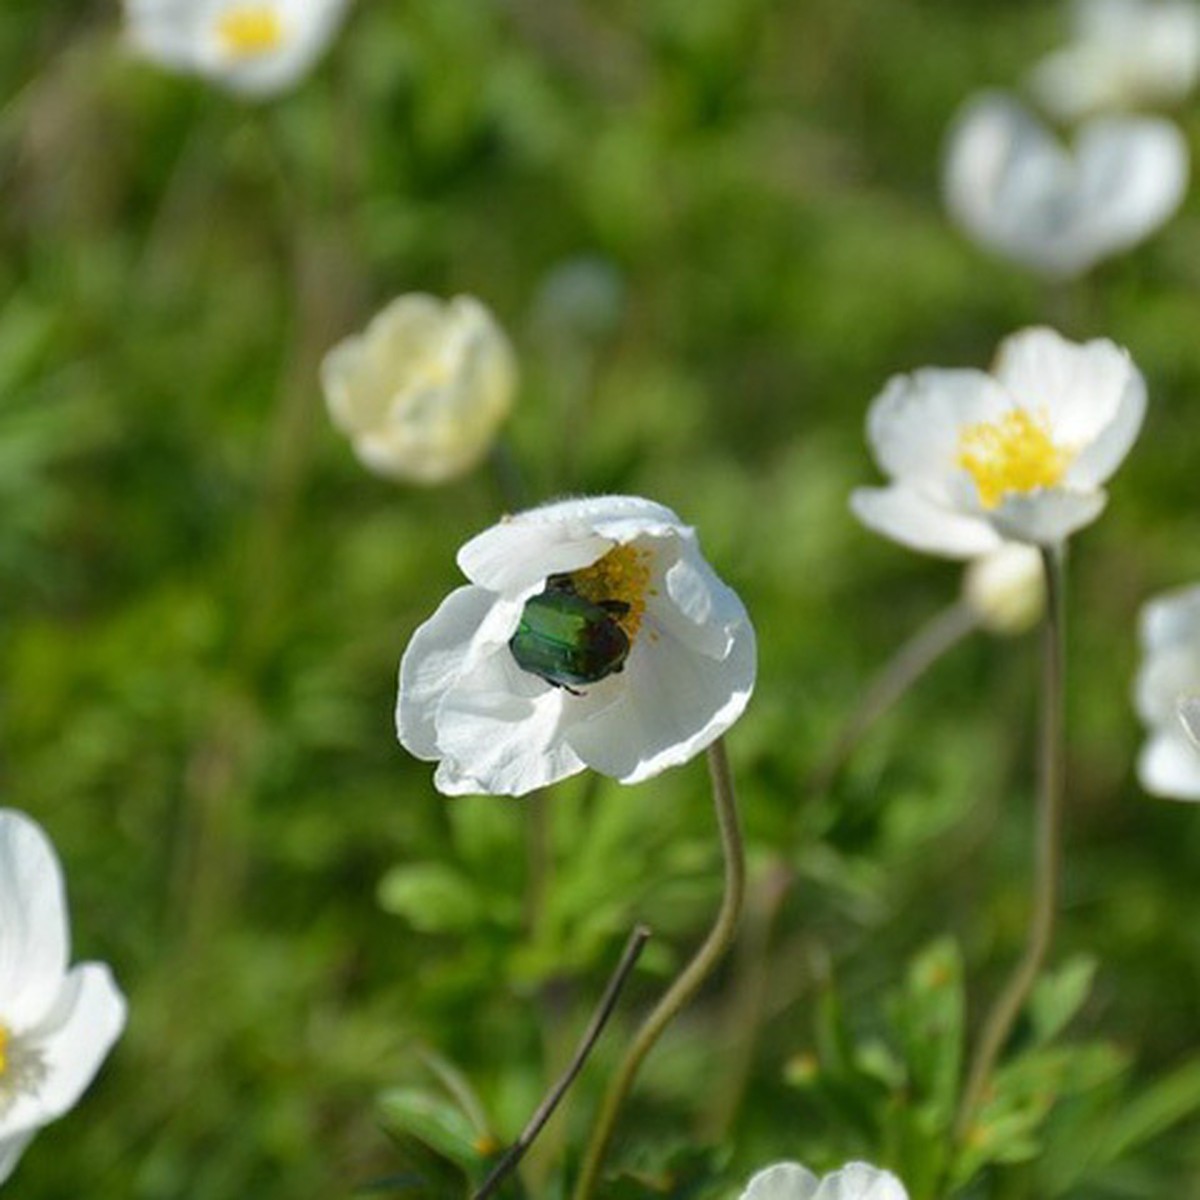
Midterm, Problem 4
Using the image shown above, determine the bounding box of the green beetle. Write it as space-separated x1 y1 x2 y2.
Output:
509 575 631 693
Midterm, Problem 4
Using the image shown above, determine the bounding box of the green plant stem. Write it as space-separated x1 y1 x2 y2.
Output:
571 738 746 1200
955 544 1067 1139
472 925 651 1200
809 600 979 793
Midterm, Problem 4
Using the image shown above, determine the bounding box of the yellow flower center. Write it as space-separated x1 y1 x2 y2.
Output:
956 408 1073 510
568 544 655 641
0 1024 8 1077
216 5 285 59
0 1021 46 1116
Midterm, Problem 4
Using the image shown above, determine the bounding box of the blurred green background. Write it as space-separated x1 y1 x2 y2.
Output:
3 1 1200 1197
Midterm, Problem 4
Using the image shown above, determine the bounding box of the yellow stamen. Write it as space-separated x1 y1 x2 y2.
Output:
0 1024 8 1077
956 408 1073 510
216 5 285 59
568 544 654 641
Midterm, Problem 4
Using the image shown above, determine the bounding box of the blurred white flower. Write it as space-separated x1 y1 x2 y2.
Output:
851 326 1145 558
0 810 127 1186
397 496 756 797
943 91 1188 278
1178 694 1200 747
1134 585 1200 799
124 0 351 98
321 294 517 486
1030 0 1200 120
963 543 1046 635
738 1161 908 1200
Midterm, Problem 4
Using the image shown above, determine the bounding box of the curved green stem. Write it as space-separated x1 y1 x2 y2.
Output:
571 738 745 1200
955 544 1067 1138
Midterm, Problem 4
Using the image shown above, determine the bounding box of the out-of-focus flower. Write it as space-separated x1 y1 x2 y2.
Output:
321 294 517 486
124 0 351 98
0 810 127 1186
851 326 1145 558
1134 585 1200 800
963 543 1046 635
397 496 756 797
738 1161 909 1200
1030 0 1200 120
943 91 1188 278
1179 695 1200 747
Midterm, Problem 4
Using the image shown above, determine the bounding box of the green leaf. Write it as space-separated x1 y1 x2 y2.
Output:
377 863 485 934
378 1088 490 1172
1094 1056 1200 1166
1028 956 1098 1045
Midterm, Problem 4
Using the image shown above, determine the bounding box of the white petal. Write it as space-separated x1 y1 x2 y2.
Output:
655 540 748 658
986 488 1107 545
991 328 1145 483
814 1163 910 1200
1137 730 1200 800
0 811 68 1029
396 586 502 761
1140 583 1200 652
1178 696 1200 747
457 496 685 595
0 1130 35 1187
1133 642 1200 726
865 368 1011 483
739 1162 820 1200
850 486 1003 559
563 610 756 784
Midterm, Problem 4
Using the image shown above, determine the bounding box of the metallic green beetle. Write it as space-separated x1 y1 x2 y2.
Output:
509 575 631 693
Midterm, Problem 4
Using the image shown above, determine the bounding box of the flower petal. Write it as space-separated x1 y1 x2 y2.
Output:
1137 729 1200 800
0 1130 35 1187
814 1163 909 1200
850 486 1003 559
0 811 68 1030
1133 641 1200 726
1140 583 1200 652
739 1162 820 1200
986 487 1107 545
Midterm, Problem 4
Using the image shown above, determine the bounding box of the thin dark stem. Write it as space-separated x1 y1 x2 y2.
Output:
955 544 1066 1138
472 925 652 1200
572 738 746 1200
809 601 978 794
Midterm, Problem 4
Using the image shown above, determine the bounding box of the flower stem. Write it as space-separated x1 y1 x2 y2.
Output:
955 544 1066 1139
473 925 651 1200
571 738 746 1200
809 600 978 794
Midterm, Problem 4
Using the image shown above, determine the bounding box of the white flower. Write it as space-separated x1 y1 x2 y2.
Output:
124 0 351 98
0 810 127 1186
851 326 1145 559
942 91 1188 279
1179 694 1200 748
1030 0 1200 121
962 543 1046 635
1133 585 1200 800
397 496 756 797
738 1161 908 1200
321 294 517 486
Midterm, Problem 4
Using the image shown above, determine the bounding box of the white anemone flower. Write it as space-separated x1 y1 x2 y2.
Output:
738 1161 908 1200
124 0 351 98
962 543 1046 636
321 294 517 486
1134 585 1200 800
397 496 756 797
943 91 1188 279
1030 0 1200 121
850 326 1146 558
0 810 127 1185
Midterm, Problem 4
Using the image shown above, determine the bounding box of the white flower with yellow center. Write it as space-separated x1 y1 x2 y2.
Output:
1134 585 1200 800
738 1161 908 1200
321 294 517 486
1030 0 1200 121
851 326 1146 557
397 496 756 797
124 0 351 98
0 810 127 1186
943 91 1188 279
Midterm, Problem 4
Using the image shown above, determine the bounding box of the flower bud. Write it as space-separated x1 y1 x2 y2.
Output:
962 543 1045 635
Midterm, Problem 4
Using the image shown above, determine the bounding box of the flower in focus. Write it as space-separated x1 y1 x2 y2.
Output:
851 325 1145 558
1133 585 1200 800
942 91 1188 278
397 496 756 797
0 809 127 1185
1030 0 1200 121
321 294 517 486
738 1161 909 1200
962 543 1046 635
124 0 351 98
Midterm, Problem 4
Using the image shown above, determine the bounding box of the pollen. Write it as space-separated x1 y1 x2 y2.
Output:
216 5 285 59
956 408 1073 510
569 544 654 641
